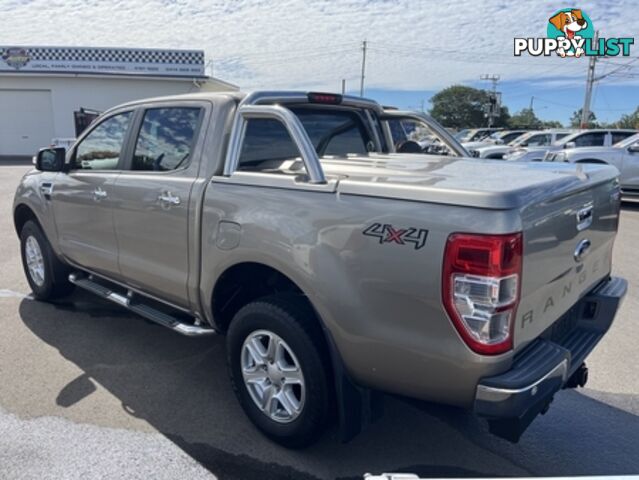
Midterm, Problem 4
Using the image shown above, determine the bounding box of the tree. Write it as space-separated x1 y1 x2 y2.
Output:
570 108 598 128
613 107 639 129
508 108 542 129
542 120 564 128
429 85 509 128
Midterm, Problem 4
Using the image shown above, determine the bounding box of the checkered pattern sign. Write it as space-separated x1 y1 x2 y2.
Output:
0 46 205 77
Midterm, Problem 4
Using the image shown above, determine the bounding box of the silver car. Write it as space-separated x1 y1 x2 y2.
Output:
504 129 636 162
546 133 639 197
475 130 572 159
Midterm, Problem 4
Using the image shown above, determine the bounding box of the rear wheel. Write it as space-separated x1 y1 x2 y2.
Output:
20 220 74 300
226 295 331 448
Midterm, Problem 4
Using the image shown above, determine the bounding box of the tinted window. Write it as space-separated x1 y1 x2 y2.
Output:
574 132 606 147
132 107 201 171
239 119 301 170
501 132 524 144
74 112 132 170
292 108 369 156
526 134 551 146
612 131 635 145
555 133 570 141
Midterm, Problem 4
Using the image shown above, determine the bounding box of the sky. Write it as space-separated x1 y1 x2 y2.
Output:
0 0 637 125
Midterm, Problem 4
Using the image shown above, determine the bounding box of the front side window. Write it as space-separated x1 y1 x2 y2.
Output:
74 112 132 170
526 134 551 146
132 107 201 171
574 132 606 147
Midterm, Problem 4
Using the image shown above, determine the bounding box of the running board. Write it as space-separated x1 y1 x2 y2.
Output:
68 272 216 337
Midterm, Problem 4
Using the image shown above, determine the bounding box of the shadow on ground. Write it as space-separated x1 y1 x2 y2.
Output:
18 292 639 480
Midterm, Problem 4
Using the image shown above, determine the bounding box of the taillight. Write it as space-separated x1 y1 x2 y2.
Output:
442 232 522 355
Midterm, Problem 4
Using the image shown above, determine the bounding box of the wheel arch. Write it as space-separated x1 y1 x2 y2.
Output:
14 203 41 235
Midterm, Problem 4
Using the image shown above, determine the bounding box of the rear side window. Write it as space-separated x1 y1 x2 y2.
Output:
554 133 570 141
612 131 635 145
573 132 606 147
132 107 201 171
239 119 301 170
74 112 132 170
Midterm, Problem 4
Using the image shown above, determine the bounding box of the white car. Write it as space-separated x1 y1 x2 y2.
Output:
504 129 636 162
462 130 528 151
545 133 639 197
478 130 572 160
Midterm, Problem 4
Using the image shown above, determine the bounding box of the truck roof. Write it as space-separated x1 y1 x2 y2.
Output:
108 90 384 114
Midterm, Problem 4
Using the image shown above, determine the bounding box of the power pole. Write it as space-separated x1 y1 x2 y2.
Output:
341 78 346 94
360 40 367 97
581 30 599 128
480 74 501 127
529 96 535 112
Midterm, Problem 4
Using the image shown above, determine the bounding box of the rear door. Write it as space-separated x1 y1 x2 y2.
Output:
112 103 205 307
52 110 133 277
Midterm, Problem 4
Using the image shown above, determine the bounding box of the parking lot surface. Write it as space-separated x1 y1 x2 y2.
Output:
1 163 638 480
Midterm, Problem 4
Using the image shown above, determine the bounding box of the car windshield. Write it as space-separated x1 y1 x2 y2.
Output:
615 132 639 148
510 132 536 146
454 129 473 142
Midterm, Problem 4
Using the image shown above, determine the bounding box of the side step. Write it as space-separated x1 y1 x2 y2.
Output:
68 272 216 337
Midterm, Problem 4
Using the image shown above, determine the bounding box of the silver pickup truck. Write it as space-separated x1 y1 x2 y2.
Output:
14 91 627 448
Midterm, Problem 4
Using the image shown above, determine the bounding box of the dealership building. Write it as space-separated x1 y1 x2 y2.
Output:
0 46 238 158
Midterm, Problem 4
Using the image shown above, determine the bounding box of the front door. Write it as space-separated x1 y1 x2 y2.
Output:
52 111 133 277
112 105 204 307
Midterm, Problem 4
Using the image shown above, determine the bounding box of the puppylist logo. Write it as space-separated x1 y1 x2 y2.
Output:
514 8 634 58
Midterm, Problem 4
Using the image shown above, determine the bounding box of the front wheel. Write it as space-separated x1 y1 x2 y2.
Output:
20 220 74 300
226 295 332 448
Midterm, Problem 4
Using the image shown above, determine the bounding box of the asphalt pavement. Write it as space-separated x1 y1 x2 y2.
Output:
1 163 638 479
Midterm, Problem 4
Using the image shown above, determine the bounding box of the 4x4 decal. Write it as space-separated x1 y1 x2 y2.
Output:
362 223 428 250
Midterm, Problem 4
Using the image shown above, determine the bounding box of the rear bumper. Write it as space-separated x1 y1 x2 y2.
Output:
473 276 627 442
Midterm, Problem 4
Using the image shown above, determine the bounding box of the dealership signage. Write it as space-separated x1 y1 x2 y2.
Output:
0 46 205 77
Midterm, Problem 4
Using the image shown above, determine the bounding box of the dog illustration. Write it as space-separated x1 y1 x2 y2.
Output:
549 9 588 57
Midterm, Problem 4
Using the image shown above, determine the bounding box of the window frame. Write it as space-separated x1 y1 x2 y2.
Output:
573 131 607 147
125 104 205 174
68 109 136 173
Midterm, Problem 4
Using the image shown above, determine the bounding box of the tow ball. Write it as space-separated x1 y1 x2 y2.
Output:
565 363 589 389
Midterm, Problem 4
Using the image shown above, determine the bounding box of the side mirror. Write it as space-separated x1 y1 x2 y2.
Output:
35 147 66 172
564 141 577 150
628 143 639 153
519 142 528 147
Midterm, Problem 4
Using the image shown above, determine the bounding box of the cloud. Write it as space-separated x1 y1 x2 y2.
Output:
0 0 636 91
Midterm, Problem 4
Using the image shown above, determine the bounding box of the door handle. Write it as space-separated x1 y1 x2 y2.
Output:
158 192 181 207
93 187 108 201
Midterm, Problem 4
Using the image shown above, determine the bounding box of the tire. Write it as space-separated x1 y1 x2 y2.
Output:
20 220 74 300
226 295 332 448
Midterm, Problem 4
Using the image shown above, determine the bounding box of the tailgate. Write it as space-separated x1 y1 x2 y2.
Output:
514 171 621 349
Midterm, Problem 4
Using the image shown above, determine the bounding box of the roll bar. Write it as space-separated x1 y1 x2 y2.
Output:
223 91 389 184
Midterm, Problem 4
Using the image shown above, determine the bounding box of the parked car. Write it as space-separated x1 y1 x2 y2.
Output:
545 133 639 198
454 127 502 143
462 130 528 150
478 129 573 160
383 110 470 157
504 128 637 162
14 91 626 448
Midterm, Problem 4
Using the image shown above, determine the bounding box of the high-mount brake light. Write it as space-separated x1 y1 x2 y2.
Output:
307 92 343 105
442 232 522 355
